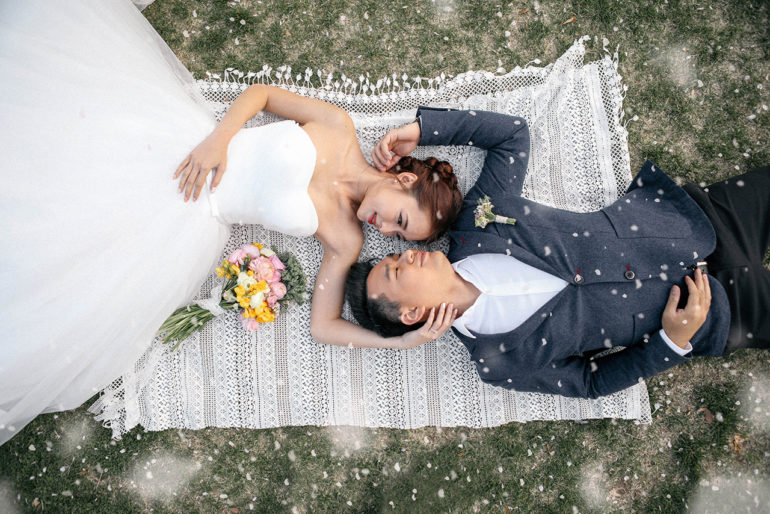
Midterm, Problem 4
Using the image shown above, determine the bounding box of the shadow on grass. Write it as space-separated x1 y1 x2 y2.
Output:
642 381 740 512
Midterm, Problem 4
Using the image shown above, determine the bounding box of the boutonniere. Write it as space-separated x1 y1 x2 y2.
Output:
473 195 516 229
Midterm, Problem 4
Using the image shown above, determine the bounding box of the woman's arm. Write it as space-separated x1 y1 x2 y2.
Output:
309 240 456 349
175 84 348 201
373 108 530 198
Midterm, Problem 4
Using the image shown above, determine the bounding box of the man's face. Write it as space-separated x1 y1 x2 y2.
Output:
366 249 455 320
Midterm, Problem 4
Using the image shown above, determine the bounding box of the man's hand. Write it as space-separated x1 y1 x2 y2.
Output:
661 269 712 348
399 303 458 349
371 121 421 171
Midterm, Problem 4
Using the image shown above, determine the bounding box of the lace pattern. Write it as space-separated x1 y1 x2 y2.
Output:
90 38 650 438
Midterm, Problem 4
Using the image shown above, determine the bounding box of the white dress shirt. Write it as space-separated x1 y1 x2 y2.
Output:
451 253 692 355
451 253 567 338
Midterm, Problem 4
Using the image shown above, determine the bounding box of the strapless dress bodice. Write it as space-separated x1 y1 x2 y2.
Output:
208 120 318 237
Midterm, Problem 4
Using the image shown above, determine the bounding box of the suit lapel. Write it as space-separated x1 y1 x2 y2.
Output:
467 287 568 360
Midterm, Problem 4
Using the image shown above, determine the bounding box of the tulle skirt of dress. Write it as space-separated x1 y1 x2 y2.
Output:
0 0 229 444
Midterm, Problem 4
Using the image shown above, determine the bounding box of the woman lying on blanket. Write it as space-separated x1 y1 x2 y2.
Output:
175 85 463 348
3 1 465 446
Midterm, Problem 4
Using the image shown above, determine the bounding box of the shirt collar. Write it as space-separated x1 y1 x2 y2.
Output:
451 258 479 339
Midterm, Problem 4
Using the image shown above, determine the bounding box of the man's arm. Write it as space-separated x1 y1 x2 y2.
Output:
483 270 713 398
371 107 531 197
416 107 531 197
483 329 691 398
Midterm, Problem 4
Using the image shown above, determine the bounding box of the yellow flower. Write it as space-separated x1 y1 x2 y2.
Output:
229 264 240 275
215 267 226 277
238 297 251 309
256 305 275 323
234 286 246 297
253 243 263 250
222 260 230 267
254 301 269 315
254 280 269 294
247 270 254 277
225 274 232 280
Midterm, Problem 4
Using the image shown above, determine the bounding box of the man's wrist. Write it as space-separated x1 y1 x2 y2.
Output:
659 329 692 355
408 119 422 140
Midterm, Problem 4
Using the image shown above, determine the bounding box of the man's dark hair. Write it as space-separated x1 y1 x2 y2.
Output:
345 259 414 337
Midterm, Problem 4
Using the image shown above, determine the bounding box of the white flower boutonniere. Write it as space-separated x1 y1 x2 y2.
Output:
473 195 516 229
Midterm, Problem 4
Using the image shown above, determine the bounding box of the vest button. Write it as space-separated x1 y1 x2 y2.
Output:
624 270 636 280
573 274 584 284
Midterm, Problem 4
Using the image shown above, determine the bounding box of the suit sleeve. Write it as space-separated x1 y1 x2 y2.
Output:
480 331 690 398
416 106 530 197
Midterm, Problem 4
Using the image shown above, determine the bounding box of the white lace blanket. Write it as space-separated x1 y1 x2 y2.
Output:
90 38 651 438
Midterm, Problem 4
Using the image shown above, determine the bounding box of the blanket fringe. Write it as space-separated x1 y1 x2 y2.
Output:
88 381 126 440
197 35 621 104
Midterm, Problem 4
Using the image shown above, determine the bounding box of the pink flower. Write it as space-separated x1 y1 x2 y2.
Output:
268 254 286 271
269 271 282 284
248 256 275 282
241 245 261 258
228 247 249 266
229 245 261 266
266 294 279 307
241 317 259 331
270 282 287 300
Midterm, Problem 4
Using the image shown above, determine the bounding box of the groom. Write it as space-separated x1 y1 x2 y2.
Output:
345 107 769 398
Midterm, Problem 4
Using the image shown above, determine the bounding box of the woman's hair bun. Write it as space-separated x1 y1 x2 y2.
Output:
434 161 456 186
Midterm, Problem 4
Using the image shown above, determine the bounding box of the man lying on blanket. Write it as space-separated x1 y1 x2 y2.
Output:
344 107 769 399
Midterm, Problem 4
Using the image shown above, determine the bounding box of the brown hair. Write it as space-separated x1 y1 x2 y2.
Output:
384 156 462 243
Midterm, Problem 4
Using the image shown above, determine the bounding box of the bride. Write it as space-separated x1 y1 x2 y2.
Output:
0 0 460 445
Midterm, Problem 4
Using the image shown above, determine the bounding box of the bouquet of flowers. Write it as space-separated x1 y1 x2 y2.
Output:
158 243 307 349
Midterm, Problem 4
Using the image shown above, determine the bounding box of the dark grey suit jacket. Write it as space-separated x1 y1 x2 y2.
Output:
417 106 729 398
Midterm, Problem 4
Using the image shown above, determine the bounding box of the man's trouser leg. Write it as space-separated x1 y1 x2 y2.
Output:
684 166 770 353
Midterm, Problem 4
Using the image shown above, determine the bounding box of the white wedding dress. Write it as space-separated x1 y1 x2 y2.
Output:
0 0 318 445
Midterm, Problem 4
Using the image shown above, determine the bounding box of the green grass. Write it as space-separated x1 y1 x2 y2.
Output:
2 0 769 512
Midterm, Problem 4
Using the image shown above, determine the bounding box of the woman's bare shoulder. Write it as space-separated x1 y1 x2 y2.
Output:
315 214 364 260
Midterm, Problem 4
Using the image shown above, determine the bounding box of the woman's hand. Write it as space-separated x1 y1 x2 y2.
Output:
371 121 421 171
174 133 229 202
399 302 458 349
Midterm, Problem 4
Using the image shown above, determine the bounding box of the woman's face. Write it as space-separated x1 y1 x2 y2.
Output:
357 173 433 241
